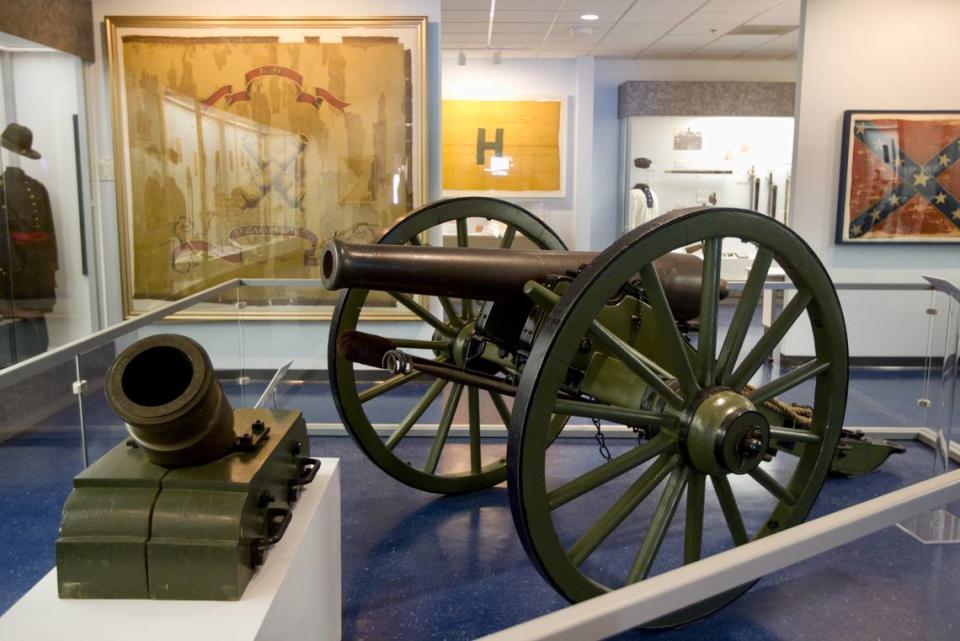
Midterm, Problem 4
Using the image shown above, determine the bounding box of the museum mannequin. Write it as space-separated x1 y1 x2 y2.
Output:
0 123 58 367
626 156 660 233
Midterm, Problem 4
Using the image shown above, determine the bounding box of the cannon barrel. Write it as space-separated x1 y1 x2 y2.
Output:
105 334 235 468
321 239 726 320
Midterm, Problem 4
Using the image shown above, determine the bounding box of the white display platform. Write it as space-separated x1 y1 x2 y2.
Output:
0 458 341 641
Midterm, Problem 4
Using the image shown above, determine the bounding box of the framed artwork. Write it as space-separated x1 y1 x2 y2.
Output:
105 16 428 318
441 98 566 198
837 110 960 244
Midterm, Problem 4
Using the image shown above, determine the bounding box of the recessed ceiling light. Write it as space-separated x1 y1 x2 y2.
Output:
580 14 599 21
568 25 595 36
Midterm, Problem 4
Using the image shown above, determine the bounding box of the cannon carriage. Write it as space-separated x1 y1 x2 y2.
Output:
323 197 848 626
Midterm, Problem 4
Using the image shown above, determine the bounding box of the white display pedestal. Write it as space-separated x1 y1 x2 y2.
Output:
0 458 341 641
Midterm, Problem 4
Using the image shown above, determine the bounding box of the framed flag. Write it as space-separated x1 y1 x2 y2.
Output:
441 98 567 198
837 110 960 244
105 16 428 319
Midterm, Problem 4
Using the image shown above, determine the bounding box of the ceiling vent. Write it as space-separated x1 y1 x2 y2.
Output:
727 24 798 36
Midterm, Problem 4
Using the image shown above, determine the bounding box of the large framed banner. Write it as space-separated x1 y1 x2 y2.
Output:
105 16 427 318
441 98 566 198
837 110 960 244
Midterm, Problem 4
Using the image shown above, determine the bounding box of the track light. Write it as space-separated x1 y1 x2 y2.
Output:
457 50 466 66
492 50 502 65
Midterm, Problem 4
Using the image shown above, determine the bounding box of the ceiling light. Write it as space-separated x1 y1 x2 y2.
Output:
492 50 502 65
580 14 599 21
457 50 466 66
568 25 595 37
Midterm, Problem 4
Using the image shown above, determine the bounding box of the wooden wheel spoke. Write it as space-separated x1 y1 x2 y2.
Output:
437 296 465 328
769 426 821 445
747 358 830 404
358 369 423 403
468 387 481 473
553 398 677 427
586 321 685 408
547 414 568 442
499 224 517 249
548 434 674 510
390 291 458 337
424 383 464 474
568 454 678 567
626 464 690 583
696 238 723 388
725 290 813 390
749 466 797 505
711 475 749 546
717 248 774 383
385 378 447 450
684 472 706 564
488 390 512 428
638 263 698 397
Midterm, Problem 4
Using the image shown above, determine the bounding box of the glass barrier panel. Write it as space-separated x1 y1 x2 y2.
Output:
0 359 83 614
899 282 960 542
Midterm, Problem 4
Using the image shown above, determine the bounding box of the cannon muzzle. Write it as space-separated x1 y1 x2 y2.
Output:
106 334 235 468
321 239 727 321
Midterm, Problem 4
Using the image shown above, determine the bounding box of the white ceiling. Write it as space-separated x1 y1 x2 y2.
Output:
442 0 801 61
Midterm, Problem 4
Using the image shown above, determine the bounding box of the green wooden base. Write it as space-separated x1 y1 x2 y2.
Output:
56 409 310 600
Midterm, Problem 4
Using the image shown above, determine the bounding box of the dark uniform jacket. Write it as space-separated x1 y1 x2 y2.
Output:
0 166 58 314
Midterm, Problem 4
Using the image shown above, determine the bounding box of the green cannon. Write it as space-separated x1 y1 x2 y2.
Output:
324 197 899 626
56 334 320 600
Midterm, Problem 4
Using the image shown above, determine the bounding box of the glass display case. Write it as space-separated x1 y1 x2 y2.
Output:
621 115 795 281
0 32 97 368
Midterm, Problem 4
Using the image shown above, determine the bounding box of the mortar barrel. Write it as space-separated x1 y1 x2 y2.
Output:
105 334 235 468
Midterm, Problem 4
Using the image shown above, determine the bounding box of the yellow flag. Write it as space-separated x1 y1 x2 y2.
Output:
442 100 561 192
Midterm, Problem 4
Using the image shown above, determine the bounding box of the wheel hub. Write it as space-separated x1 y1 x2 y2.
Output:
683 389 769 475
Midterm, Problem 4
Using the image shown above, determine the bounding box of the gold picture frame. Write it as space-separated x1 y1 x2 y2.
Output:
105 16 428 319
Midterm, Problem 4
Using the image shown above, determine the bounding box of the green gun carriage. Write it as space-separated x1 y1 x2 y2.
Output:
323 197 852 626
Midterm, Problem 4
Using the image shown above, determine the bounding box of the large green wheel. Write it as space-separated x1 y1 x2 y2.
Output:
508 207 848 625
329 197 567 494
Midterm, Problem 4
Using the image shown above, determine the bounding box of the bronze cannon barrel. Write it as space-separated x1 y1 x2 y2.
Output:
105 334 235 468
321 239 596 301
320 239 726 320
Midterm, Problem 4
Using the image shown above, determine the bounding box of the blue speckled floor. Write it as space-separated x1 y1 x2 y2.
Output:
0 296 955 639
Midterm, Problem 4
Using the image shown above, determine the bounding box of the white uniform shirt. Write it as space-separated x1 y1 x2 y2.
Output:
627 186 660 232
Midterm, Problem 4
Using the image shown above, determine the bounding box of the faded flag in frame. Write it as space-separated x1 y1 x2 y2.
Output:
837 110 960 244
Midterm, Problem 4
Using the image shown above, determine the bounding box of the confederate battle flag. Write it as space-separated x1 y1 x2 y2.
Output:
837 111 960 243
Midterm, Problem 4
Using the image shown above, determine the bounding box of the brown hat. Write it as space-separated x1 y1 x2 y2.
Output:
1 123 41 160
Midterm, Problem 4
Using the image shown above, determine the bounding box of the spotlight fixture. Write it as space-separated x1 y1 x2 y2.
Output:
457 50 466 66
492 50 502 65
580 13 599 21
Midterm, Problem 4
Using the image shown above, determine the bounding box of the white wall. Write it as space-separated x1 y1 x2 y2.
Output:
786 0 960 358
87 0 442 371
592 59 798 252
